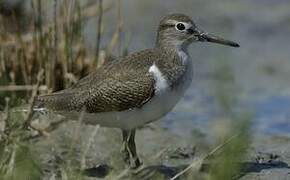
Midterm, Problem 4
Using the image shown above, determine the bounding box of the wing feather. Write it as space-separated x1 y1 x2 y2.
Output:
36 50 158 112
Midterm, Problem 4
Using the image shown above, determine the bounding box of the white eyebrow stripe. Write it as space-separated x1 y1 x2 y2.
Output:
166 19 179 24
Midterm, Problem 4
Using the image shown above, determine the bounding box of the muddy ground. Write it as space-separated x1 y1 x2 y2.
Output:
29 118 290 180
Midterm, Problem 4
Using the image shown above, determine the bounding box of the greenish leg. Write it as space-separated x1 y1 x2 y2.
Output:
121 129 142 168
121 130 130 165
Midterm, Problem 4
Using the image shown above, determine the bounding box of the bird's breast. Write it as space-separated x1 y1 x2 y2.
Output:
171 52 193 93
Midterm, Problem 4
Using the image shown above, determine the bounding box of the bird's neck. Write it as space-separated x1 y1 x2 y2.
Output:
156 38 190 60
156 42 189 64
156 30 190 50
156 38 186 51
153 43 192 89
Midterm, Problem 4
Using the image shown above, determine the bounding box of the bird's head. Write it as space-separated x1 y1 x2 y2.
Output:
156 13 240 50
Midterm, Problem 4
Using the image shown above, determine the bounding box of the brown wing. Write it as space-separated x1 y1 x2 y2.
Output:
36 50 157 112
83 75 155 112
36 74 155 112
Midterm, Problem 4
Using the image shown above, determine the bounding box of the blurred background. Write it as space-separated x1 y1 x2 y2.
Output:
0 0 289 179
1 0 289 138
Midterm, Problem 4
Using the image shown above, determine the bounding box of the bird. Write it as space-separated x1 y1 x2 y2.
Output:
35 13 239 169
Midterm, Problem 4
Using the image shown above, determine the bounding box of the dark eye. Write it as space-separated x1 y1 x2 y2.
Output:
176 23 186 31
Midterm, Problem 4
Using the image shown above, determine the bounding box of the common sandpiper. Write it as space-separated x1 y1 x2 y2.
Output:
36 13 239 168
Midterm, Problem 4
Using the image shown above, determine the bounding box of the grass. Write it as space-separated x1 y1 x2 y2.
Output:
0 1 252 179
0 1 119 179
0 98 42 179
0 0 117 106
207 57 252 180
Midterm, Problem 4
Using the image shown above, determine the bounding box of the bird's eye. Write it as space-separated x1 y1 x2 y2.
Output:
176 23 186 31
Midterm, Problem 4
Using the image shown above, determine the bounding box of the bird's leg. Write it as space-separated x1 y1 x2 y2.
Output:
121 130 130 165
127 129 141 168
121 129 141 169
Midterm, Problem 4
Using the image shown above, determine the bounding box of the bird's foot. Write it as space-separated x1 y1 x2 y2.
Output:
130 156 142 169
121 146 142 169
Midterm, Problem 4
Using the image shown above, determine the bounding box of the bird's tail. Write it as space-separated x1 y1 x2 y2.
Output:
35 91 76 112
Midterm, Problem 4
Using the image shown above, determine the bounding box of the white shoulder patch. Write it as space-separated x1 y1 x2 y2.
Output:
149 64 168 93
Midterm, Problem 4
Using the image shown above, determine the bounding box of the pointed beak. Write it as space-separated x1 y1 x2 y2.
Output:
189 28 240 48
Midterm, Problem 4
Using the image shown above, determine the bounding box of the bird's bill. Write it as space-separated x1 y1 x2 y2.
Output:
189 27 240 47
198 33 239 47
197 32 240 48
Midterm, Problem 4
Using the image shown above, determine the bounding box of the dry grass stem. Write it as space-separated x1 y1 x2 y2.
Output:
95 0 103 63
117 0 122 56
170 133 239 180
112 168 130 180
80 125 100 169
0 85 47 92
23 69 44 129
